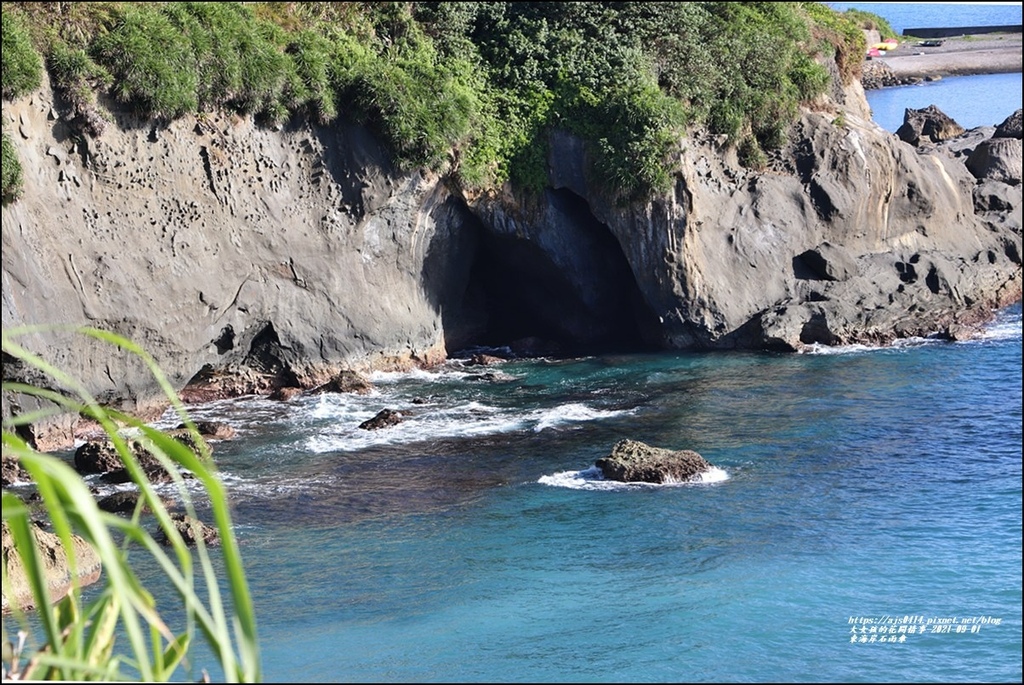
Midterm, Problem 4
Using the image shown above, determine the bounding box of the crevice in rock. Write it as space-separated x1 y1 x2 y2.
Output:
199 146 218 198
243 321 298 386
213 325 235 354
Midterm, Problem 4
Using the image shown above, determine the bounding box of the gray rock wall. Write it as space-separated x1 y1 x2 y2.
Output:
3 72 1021 449
2 74 476 447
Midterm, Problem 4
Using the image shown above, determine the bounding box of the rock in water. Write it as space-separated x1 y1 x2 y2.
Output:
896 104 966 146
358 408 404 430
2 520 102 612
595 439 713 484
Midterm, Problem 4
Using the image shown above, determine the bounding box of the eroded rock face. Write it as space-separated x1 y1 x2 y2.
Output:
994 109 1022 139
595 439 713 484
967 137 1023 184
2 520 102 613
3 69 1020 448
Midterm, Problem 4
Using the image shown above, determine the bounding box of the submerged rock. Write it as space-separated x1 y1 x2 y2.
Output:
595 439 713 484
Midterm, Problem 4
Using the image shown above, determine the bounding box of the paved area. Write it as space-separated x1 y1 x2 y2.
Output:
874 33 1022 79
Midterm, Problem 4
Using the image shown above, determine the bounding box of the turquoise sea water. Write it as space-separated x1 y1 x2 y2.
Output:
103 303 1020 683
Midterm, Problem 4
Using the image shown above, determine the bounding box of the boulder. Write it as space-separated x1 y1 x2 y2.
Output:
595 439 713 484
358 408 404 430
76 435 207 484
96 491 173 515
994 108 1022 139
2 519 102 613
157 513 219 547
896 104 966 146
176 420 236 440
269 386 303 401
74 439 163 475
464 353 507 366
311 369 374 395
2 455 32 487
966 137 1022 184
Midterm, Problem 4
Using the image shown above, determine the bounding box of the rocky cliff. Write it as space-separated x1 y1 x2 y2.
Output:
3 72 1021 449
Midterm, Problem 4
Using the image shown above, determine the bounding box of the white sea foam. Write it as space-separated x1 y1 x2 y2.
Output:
298 386 631 453
532 402 631 432
303 399 528 453
976 308 1022 342
800 335 941 355
538 464 729 490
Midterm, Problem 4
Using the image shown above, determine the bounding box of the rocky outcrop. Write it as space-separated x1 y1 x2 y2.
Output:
176 420 236 440
896 104 966 146
2 520 102 613
310 370 374 396
595 439 713 484
861 60 922 90
967 109 1023 185
3 67 1021 448
74 435 207 484
2 455 32 487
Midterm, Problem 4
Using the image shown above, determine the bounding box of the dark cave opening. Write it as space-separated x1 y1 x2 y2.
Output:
451 189 661 357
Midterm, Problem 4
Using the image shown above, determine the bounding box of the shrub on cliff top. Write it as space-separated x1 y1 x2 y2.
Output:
1 132 23 205
1 9 43 100
1 1 866 200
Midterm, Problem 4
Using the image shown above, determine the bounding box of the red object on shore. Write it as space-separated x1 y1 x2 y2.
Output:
867 47 882 57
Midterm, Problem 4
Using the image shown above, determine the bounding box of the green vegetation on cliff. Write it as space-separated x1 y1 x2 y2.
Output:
1 2 867 202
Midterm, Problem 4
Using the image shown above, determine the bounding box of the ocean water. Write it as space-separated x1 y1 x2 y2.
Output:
59 302 1018 683
864 72 1023 132
828 2 1023 35
833 1 1024 132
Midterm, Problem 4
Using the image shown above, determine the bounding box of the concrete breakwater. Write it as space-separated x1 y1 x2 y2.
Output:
904 25 1022 39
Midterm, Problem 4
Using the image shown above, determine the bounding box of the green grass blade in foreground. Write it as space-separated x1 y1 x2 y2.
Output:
2 324 261 682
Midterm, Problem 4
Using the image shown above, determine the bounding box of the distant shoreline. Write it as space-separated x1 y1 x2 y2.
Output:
872 33 1022 80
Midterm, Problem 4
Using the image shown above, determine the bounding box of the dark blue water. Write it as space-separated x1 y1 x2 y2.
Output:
112 304 1019 683
828 2 1023 35
866 72 1022 131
